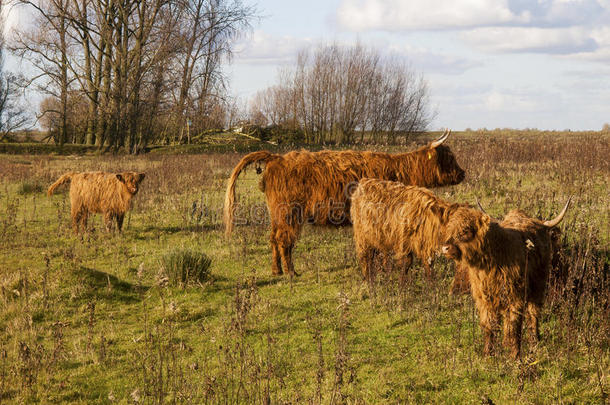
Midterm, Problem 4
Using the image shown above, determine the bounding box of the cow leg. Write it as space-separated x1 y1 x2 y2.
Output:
478 307 497 356
269 227 283 275
471 281 496 355
279 240 296 277
450 264 471 296
526 302 541 345
81 211 89 233
423 257 436 280
503 307 524 359
355 241 375 280
103 212 114 232
116 213 125 232
395 253 413 285
72 211 81 234
71 204 83 233
276 225 299 277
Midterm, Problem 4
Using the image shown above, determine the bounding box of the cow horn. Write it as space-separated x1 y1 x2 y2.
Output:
475 197 487 214
543 197 572 228
430 128 451 148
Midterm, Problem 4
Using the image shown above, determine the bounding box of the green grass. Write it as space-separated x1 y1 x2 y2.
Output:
0 132 608 403
160 248 212 286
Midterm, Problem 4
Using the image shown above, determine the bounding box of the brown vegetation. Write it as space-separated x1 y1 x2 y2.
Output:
441 199 571 358
47 171 145 232
224 131 465 276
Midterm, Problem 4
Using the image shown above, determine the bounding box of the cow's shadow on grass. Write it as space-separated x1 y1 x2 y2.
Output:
133 224 220 238
66 266 143 304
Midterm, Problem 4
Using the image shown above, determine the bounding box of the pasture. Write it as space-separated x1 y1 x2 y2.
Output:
0 131 608 403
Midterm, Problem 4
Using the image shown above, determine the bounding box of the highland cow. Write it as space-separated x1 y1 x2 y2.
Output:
224 130 465 276
47 171 146 233
441 199 571 358
350 178 469 279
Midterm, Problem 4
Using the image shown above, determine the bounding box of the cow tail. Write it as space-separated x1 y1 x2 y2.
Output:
224 151 277 237
47 172 76 196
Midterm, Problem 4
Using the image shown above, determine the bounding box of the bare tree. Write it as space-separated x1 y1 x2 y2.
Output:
0 0 28 141
256 43 433 145
9 0 255 151
169 0 255 144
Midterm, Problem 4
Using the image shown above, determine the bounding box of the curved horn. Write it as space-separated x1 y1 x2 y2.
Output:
543 197 572 228
430 128 451 148
475 197 487 214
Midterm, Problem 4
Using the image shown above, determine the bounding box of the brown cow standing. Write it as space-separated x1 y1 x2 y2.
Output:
224 130 465 276
350 178 469 279
441 199 571 358
48 171 146 233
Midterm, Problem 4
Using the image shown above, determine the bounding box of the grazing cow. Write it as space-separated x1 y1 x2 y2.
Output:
47 171 146 233
224 130 465 276
350 178 469 279
441 199 571 358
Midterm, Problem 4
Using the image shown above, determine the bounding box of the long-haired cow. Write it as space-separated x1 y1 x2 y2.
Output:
441 199 571 358
224 130 465 276
350 178 468 279
48 171 146 233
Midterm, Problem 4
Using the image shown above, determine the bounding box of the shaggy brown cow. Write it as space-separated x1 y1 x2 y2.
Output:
350 178 469 279
48 171 146 233
448 202 565 297
441 199 571 358
224 130 465 276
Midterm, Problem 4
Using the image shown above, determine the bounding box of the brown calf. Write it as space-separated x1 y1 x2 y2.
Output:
224 130 465 276
48 171 145 233
441 199 571 358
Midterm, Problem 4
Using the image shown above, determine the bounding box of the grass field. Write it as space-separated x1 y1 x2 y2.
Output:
0 131 608 404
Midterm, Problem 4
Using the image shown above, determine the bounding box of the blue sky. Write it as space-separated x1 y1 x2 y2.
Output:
229 0 610 131
4 0 610 131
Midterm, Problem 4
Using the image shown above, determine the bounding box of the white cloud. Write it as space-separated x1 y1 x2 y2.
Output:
461 26 598 54
337 0 610 31
387 44 483 74
484 90 537 111
336 0 610 58
337 0 529 31
233 31 313 65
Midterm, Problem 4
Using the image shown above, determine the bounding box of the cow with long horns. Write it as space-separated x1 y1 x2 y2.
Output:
442 198 571 358
225 130 465 276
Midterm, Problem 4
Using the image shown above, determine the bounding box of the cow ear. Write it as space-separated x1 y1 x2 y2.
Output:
116 174 125 183
137 173 145 182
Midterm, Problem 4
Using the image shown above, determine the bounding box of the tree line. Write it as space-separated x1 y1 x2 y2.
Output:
9 0 255 151
2 0 434 150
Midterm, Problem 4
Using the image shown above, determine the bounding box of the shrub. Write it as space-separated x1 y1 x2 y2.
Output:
17 181 44 195
160 249 212 286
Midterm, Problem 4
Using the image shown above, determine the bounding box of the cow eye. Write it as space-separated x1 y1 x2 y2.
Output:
458 227 474 242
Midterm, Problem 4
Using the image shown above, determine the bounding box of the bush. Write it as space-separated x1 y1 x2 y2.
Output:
160 249 212 286
17 181 44 195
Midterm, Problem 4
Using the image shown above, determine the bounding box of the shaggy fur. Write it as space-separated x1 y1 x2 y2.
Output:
224 136 465 276
48 171 145 233
441 203 570 358
449 226 564 297
350 178 467 279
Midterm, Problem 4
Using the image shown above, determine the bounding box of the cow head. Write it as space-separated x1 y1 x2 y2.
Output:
441 206 490 262
422 129 465 186
116 172 146 195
